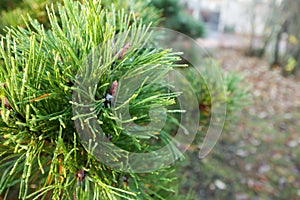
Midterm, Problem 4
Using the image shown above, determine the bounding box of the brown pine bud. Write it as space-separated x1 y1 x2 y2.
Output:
77 169 85 181
4 97 11 109
118 43 130 60
110 80 118 96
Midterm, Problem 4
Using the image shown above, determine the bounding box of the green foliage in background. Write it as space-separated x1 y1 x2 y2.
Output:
0 0 22 11
0 0 160 34
100 0 162 27
176 59 250 146
0 0 62 32
150 0 205 38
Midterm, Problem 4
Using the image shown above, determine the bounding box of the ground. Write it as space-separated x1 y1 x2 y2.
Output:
178 35 300 199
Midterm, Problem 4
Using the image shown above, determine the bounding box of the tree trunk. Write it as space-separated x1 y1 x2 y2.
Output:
271 28 282 68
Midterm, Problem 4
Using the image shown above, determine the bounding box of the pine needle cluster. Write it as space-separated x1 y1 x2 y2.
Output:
0 0 183 199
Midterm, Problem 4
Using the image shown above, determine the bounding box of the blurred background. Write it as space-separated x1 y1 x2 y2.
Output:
1 0 300 199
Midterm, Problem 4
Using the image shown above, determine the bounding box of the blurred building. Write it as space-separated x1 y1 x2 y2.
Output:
181 0 273 36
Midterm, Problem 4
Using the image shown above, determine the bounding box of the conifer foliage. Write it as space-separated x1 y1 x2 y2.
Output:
0 0 250 199
0 0 183 199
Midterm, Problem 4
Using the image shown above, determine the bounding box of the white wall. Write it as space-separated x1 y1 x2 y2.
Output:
219 0 270 36
181 0 271 36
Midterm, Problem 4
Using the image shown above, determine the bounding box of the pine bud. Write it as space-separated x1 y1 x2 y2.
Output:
4 97 11 109
1 97 11 110
118 43 130 60
110 80 118 96
77 170 85 181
